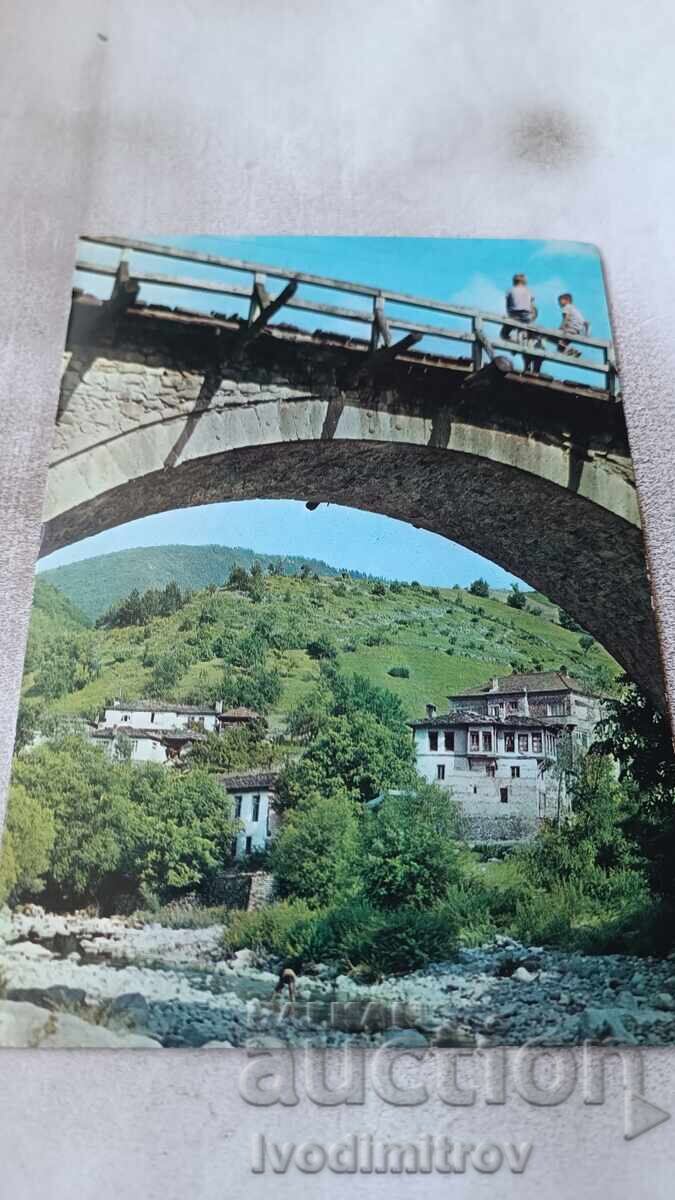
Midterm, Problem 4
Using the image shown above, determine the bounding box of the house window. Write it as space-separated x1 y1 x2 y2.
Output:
486 763 496 777
437 764 446 781
234 795 243 818
122 714 130 723
482 732 492 752
444 731 455 751
518 734 529 753
505 733 515 752
469 731 480 751
511 766 520 778
508 701 518 711
429 731 438 751
532 733 543 753
500 787 509 804
130 739 138 753
473 786 477 794
150 711 156 724
230 837 238 857
252 795 261 822
489 705 500 717
245 836 252 854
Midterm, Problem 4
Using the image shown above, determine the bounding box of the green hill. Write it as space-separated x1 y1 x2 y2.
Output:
22 570 619 728
39 544 361 621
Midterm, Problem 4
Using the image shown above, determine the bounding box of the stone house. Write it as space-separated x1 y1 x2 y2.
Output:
410 671 603 841
449 670 603 748
220 771 279 858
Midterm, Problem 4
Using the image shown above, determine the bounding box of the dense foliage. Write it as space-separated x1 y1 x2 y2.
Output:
3 736 240 911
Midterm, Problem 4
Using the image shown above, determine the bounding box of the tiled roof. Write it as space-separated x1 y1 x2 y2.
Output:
217 707 261 720
92 726 206 742
219 771 279 792
104 701 217 715
410 708 569 730
450 670 590 698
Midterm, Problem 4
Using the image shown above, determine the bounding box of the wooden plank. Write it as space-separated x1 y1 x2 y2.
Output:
233 279 299 353
79 236 612 350
490 336 609 374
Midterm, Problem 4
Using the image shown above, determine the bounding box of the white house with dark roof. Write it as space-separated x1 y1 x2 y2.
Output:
90 699 221 765
409 669 603 841
220 771 279 858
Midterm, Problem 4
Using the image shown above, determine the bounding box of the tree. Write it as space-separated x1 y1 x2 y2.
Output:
361 783 461 909
0 783 55 904
594 681 675 898
275 711 417 811
129 767 240 899
579 634 595 653
151 646 192 695
271 790 361 907
507 584 527 610
10 736 141 909
468 578 490 598
521 755 637 889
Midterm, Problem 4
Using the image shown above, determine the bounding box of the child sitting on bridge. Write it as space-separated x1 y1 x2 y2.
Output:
556 292 589 356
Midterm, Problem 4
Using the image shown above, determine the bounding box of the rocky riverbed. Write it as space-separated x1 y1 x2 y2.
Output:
2 906 675 1049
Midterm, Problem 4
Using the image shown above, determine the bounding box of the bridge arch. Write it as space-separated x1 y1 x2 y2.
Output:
44 293 662 707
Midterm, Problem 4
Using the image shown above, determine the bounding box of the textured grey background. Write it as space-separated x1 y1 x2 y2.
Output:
1 1 675 1195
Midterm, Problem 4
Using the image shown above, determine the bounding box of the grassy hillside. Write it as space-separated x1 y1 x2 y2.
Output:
39 544 362 621
22 571 619 728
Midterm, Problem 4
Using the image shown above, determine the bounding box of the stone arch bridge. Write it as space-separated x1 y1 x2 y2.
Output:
44 240 661 706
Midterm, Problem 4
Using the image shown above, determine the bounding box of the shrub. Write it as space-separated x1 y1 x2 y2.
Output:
371 581 387 597
387 666 410 679
306 635 338 661
366 909 458 975
222 900 319 961
468 578 489 598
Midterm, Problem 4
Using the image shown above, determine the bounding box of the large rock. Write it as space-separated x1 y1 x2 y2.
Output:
108 992 150 1028
382 1029 429 1049
6 986 87 1012
578 1007 637 1043
0 1000 161 1048
512 966 537 984
3 940 54 959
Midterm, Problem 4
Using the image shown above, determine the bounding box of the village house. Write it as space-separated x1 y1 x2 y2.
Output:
89 699 265 766
449 670 603 748
90 699 222 765
410 671 603 842
220 771 279 858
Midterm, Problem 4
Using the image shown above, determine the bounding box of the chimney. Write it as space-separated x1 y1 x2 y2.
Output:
215 700 224 714
426 703 437 719
520 689 530 717
491 677 499 692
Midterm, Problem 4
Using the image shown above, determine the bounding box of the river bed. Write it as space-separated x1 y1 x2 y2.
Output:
2 907 675 1049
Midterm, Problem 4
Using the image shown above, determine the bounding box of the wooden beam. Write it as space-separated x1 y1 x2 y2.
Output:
106 260 140 318
233 279 298 355
353 331 423 380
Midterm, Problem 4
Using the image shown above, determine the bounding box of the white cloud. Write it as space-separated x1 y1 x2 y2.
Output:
449 272 506 315
532 240 600 260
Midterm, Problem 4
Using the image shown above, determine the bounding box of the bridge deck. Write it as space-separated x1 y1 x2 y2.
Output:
73 236 620 397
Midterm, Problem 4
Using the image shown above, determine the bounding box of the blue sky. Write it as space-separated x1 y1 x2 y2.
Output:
45 236 612 587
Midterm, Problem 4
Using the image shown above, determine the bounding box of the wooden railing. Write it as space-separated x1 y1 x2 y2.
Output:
76 235 619 396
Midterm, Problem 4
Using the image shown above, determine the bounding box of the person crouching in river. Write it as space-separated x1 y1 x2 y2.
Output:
273 965 297 1004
